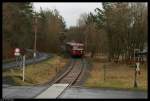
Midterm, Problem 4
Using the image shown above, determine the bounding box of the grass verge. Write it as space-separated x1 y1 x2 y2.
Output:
84 56 147 91
3 55 69 86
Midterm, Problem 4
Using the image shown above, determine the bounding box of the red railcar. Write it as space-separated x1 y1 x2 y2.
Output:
66 42 84 57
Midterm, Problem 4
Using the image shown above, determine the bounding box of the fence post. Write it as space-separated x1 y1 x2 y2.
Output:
22 55 25 82
103 64 106 82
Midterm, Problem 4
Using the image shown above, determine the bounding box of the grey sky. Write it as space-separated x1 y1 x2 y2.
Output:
33 3 102 28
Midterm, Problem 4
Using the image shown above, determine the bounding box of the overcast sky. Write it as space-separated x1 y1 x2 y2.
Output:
33 3 102 28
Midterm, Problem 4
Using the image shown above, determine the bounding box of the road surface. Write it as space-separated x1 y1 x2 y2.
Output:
2 51 52 69
3 85 47 98
2 86 147 99
59 87 147 99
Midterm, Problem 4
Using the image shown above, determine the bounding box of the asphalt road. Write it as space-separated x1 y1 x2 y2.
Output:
3 85 48 98
2 51 52 69
59 87 147 99
2 86 147 99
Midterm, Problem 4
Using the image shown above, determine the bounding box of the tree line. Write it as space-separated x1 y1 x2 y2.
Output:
3 3 66 59
67 2 147 62
3 3 147 63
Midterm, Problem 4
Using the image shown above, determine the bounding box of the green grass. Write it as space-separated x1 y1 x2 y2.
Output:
3 55 68 86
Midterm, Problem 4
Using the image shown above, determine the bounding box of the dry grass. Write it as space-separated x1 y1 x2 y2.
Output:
3 55 69 85
84 56 147 91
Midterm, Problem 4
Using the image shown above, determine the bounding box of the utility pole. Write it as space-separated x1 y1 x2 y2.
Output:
85 32 87 55
33 15 37 59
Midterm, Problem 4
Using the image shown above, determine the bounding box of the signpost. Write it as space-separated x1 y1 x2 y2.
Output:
14 48 26 82
14 48 21 68
15 48 20 53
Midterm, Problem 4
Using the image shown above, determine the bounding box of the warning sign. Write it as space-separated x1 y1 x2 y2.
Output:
14 48 20 56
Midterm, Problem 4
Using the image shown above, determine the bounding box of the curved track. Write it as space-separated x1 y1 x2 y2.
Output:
55 59 84 86
34 58 86 98
50 58 86 98
3 57 87 98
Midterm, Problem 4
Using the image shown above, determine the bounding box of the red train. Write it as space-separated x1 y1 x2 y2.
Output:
66 42 84 57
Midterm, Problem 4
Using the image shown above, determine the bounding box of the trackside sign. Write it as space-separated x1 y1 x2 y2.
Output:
14 48 20 56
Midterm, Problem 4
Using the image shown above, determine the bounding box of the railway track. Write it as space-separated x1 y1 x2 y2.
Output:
55 58 84 85
35 58 86 98
55 58 85 98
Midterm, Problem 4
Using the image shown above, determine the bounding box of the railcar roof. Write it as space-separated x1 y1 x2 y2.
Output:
66 42 84 46
72 49 84 50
